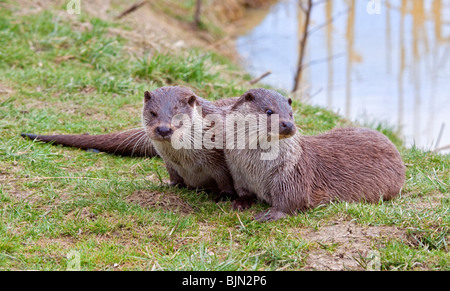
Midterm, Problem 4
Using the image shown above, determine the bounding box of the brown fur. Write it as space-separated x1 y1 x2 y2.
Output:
142 86 235 198
225 88 406 221
22 86 237 199
21 129 156 157
21 98 237 158
211 96 240 108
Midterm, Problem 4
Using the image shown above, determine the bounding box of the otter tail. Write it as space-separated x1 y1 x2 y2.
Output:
21 128 158 157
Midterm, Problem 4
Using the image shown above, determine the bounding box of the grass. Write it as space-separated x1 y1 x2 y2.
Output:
0 3 449 270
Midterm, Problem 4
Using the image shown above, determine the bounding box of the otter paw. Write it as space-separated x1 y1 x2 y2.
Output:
169 180 186 188
231 196 256 211
254 209 287 222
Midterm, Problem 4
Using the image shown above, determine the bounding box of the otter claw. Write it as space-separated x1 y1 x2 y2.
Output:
169 181 186 188
231 196 256 210
254 209 287 222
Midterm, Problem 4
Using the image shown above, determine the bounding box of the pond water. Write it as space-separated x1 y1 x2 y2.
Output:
236 0 450 153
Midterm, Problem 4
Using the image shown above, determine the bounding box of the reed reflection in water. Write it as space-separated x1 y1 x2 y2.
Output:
236 0 450 152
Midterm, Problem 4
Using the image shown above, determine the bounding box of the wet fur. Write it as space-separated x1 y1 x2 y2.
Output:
142 86 235 197
21 87 237 199
21 129 156 157
226 88 406 221
21 98 238 158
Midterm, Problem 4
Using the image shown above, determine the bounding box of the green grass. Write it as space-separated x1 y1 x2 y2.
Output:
0 4 449 270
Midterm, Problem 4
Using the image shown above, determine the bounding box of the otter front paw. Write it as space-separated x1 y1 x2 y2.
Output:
169 180 186 188
231 196 256 211
254 209 287 222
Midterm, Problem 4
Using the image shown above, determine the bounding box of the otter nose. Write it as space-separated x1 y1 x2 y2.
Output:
279 121 294 136
156 126 173 138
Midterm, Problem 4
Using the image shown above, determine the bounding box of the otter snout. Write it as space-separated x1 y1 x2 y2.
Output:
279 121 296 137
155 125 173 140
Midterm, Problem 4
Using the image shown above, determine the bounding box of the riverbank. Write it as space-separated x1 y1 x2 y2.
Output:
0 1 448 270
234 0 450 153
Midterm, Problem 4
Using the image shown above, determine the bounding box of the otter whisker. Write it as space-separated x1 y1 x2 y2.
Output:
113 128 146 155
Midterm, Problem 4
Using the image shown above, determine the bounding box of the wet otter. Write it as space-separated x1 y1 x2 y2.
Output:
21 97 239 158
225 88 406 221
22 86 236 199
141 86 235 198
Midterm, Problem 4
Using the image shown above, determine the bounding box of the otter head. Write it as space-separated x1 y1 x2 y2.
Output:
231 88 296 139
142 86 198 142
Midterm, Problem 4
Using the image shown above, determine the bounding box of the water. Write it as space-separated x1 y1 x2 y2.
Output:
236 0 450 153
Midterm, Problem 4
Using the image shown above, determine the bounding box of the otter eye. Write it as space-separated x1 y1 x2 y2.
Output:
266 109 273 116
150 111 157 118
289 112 293 117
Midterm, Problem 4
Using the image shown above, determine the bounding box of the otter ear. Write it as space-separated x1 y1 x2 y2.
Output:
144 91 152 103
231 91 255 110
243 91 255 102
186 95 197 107
287 98 292 106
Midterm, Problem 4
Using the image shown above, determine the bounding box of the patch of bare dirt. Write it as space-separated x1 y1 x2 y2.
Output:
4 0 52 16
404 192 447 211
79 0 219 55
296 221 406 270
34 236 76 250
126 190 193 215
16 0 264 60
66 206 97 221
0 168 41 203
6 190 39 203
0 84 14 96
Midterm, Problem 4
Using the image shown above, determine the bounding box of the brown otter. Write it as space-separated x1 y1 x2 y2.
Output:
141 86 235 198
225 88 406 221
21 97 239 158
22 86 236 199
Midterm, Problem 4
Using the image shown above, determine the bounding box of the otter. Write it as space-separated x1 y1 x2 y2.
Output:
22 86 236 199
225 88 406 222
141 86 235 198
21 97 239 158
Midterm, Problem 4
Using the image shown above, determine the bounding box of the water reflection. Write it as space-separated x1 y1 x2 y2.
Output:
236 0 450 152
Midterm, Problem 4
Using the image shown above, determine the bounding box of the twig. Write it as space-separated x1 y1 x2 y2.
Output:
249 70 272 85
115 0 148 19
309 87 324 99
216 203 228 214
434 144 450 153
0 253 20 261
236 213 246 230
168 220 181 237
307 8 351 35
193 0 202 28
293 0 313 92
434 123 446 151
300 53 345 70
144 246 162 270
293 4 350 93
